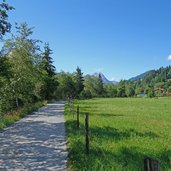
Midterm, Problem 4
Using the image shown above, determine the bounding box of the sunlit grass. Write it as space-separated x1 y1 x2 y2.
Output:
65 98 171 171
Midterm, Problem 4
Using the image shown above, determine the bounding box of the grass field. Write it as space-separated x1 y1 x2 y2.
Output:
65 98 171 171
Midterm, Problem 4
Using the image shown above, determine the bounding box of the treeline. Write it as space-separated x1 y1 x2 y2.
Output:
132 66 171 97
0 22 58 115
79 65 171 98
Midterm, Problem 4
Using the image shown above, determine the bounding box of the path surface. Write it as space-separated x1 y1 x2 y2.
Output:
0 101 68 171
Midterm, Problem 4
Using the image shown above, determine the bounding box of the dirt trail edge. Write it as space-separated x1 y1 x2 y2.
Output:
0 101 68 171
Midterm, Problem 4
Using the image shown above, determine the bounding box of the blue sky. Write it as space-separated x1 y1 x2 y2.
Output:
5 0 171 81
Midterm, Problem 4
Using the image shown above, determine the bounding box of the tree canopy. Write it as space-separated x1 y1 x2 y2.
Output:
0 0 14 39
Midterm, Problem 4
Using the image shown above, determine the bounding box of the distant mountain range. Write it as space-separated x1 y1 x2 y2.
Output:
93 72 118 85
90 66 171 91
92 70 151 85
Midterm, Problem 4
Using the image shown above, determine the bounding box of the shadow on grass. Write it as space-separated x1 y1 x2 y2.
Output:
66 120 171 170
66 120 158 140
67 139 146 170
90 113 125 117
91 126 159 140
67 135 171 170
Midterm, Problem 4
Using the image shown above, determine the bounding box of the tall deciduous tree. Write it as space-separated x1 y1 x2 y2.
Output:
57 72 75 99
104 84 117 97
1 22 43 108
82 75 98 98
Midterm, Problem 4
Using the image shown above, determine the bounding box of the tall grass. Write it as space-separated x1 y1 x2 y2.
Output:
0 101 47 130
65 98 171 171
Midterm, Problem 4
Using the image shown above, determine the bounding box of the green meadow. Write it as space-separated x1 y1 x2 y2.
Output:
65 98 171 171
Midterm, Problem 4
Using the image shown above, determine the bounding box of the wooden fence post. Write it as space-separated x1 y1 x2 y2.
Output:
77 105 79 129
85 112 89 154
144 157 160 171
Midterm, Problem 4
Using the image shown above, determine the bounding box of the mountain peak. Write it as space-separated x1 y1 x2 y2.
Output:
93 72 118 85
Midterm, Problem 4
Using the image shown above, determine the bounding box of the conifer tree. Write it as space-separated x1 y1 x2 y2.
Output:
41 43 58 100
74 66 84 98
96 73 104 97
42 43 56 76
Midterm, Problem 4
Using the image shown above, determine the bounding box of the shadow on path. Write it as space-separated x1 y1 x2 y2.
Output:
0 101 68 171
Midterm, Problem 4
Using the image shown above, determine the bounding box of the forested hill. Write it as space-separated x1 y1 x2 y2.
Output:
131 65 171 96
129 71 151 81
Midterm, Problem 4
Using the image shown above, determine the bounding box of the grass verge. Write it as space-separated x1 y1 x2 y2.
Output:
0 101 47 130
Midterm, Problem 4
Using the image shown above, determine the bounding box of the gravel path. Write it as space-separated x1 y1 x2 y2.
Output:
0 101 68 171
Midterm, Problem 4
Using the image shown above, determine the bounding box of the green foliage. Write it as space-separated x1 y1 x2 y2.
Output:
57 72 76 99
0 101 46 130
41 75 59 100
168 86 171 93
1 23 43 108
74 66 84 98
115 66 171 98
0 22 58 116
0 4 58 128
0 56 11 77
65 98 171 170
42 43 56 76
0 0 14 39
134 66 171 97
104 84 117 97
125 81 135 97
40 43 58 100
147 88 155 98
81 74 107 98
83 75 99 98
117 80 126 97
80 89 92 99
96 74 105 97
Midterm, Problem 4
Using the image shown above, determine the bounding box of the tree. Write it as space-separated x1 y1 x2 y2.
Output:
104 84 117 97
57 72 75 99
147 88 155 98
0 54 10 78
125 82 135 97
117 80 126 97
80 75 97 98
74 66 84 98
96 73 104 97
41 43 58 100
1 22 43 108
42 43 56 77
167 86 171 93
0 0 14 39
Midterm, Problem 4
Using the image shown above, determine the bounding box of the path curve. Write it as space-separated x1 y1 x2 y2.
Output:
0 101 68 171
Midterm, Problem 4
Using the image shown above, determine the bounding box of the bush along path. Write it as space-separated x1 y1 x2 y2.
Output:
0 101 68 171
